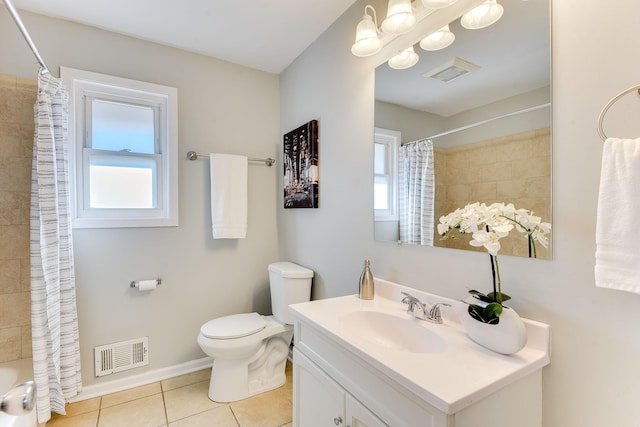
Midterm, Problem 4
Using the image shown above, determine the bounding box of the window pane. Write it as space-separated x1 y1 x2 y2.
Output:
374 143 387 175
374 181 389 210
91 99 155 154
88 155 157 209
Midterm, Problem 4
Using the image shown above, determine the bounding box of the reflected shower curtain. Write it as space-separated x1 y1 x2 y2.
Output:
399 139 435 245
30 70 81 423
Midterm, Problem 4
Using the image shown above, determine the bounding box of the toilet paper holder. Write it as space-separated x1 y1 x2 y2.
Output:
130 279 162 289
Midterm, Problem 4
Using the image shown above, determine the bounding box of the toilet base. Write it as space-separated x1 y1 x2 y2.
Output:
207 333 292 402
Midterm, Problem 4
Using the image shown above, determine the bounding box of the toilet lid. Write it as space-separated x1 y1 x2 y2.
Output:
200 312 266 339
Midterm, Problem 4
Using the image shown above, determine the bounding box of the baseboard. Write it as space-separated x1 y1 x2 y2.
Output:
69 356 213 403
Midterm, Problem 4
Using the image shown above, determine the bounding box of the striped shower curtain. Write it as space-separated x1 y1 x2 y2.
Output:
30 70 81 423
399 139 435 245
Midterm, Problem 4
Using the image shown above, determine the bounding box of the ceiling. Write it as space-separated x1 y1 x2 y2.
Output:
9 0 359 74
375 0 550 117
7 0 549 117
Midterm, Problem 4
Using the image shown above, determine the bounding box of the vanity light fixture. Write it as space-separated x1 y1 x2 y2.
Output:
351 5 383 57
350 0 505 62
381 0 417 35
421 0 459 9
460 0 504 30
388 46 420 70
419 25 455 51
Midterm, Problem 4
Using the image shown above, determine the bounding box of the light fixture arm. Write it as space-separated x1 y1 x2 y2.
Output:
364 4 379 32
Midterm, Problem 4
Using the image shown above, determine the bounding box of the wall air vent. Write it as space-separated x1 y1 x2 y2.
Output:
94 337 149 377
423 57 480 83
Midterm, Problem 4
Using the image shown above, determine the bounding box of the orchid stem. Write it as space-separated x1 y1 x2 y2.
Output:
489 254 502 304
494 255 502 303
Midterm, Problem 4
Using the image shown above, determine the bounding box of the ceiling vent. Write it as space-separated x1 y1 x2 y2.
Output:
423 57 480 83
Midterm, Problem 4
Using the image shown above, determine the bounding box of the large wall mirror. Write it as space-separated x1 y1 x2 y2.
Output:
374 0 551 259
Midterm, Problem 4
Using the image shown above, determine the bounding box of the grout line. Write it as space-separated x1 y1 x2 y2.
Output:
95 397 102 427
161 390 169 427
228 404 242 427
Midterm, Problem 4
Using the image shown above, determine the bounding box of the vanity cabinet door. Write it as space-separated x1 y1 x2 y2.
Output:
294 349 388 427
293 350 345 427
346 394 388 427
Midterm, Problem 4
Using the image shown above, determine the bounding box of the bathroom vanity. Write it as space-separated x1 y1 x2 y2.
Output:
289 279 551 427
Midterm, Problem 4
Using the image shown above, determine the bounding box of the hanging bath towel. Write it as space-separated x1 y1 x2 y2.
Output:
209 153 248 239
595 137 640 293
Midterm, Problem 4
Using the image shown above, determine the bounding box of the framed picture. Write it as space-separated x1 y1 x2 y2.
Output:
283 120 319 208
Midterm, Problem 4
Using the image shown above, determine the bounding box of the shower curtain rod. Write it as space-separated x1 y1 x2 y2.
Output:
2 0 49 74
424 103 551 141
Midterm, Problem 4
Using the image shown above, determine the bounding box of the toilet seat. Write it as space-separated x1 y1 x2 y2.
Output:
200 312 266 339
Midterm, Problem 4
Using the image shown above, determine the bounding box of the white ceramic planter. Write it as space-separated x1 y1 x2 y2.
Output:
460 305 527 355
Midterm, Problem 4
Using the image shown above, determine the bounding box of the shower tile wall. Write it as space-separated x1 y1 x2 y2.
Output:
434 128 551 259
0 74 36 363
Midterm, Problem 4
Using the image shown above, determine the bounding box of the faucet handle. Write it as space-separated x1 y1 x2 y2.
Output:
400 292 421 311
428 303 452 323
400 292 419 303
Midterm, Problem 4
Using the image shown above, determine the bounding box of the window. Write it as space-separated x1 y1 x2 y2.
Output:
374 128 400 221
62 67 178 228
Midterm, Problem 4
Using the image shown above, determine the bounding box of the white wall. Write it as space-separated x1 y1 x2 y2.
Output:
280 1 640 426
0 10 281 386
375 86 550 147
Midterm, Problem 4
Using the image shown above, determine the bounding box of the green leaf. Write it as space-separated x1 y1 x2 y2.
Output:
483 302 503 320
467 304 486 322
467 303 501 324
486 292 511 303
468 290 495 303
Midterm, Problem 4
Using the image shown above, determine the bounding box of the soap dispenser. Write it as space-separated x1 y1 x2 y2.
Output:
359 259 374 300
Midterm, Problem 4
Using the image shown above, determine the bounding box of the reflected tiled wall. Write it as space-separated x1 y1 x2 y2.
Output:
0 74 36 362
434 128 551 259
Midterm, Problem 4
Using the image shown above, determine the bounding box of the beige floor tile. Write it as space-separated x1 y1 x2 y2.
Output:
98 394 166 427
47 410 99 427
168 405 239 427
229 385 292 427
163 381 223 423
161 369 211 392
62 398 101 417
101 382 162 408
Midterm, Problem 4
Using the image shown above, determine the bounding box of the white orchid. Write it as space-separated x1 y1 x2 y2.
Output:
438 202 552 323
438 202 551 257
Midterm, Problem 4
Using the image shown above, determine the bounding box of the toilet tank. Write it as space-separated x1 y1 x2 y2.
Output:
268 262 313 324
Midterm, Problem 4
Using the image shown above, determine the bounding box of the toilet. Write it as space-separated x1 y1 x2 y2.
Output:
197 261 313 402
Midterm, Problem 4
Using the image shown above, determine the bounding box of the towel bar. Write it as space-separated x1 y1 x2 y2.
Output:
186 151 275 167
597 85 640 141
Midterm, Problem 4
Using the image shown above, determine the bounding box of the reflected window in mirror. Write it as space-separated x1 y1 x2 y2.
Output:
374 128 400 222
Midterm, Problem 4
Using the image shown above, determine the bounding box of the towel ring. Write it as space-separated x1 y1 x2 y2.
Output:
597 84 640 141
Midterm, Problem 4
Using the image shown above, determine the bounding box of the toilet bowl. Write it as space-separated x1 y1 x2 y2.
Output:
197 262 313 402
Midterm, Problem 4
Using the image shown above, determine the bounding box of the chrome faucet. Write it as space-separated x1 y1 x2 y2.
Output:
401 292 451 324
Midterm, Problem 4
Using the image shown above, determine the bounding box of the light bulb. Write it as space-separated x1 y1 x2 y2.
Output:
461 0 504 30
419 25 455 51
388 46 419 70
381 0 417 35
351 7 382 57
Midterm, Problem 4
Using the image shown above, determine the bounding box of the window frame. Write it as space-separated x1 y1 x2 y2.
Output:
62 67 178 228
374 128 400 222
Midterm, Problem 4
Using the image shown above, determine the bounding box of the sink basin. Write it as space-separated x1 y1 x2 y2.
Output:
339 310 448 353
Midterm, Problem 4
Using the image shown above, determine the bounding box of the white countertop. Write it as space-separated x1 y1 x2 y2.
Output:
289 278 551 414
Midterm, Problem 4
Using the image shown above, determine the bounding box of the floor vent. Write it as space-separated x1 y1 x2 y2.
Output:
94 337 149 377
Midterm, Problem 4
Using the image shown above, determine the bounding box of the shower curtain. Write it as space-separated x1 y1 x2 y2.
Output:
30 70 82 423
399 139 435 245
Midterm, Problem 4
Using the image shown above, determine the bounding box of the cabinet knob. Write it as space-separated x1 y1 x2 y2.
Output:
334 416 343 425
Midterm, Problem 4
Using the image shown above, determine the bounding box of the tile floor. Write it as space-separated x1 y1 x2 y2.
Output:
45 362 293 427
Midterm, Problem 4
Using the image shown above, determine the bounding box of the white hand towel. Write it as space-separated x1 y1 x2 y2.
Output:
209 153 248 239
595 137 640 293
